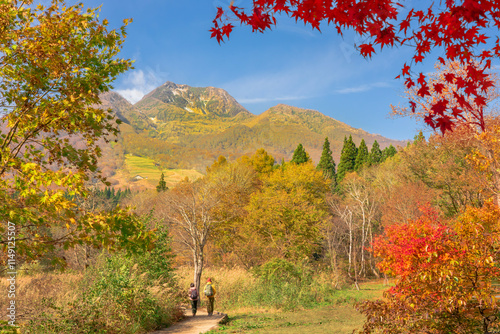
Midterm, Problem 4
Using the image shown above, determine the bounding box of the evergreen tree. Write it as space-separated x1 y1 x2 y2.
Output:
336 135 357 183
316 137 336 180
382 144 397 161
369 140 383 165
354 139 369 171
291 143 310 164
156 172 168 192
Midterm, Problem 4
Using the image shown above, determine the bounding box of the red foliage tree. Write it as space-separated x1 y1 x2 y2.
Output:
356 202 500 333
211 1 500 133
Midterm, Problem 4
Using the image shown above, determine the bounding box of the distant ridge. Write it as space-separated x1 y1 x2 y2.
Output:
101 82 406 174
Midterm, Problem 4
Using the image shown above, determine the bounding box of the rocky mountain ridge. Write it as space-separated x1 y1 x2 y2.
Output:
101 82 406 173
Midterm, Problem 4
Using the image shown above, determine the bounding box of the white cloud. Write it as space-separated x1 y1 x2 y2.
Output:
334 82 391 94
115 89 146 104
115 68 168 104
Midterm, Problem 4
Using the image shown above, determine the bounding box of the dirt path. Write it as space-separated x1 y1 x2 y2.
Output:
151 309 228 334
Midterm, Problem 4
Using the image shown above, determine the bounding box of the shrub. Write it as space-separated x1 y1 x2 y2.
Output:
25 253 181 334
23 223 181 334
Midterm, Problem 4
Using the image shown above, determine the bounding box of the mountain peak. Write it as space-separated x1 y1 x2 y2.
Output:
138 82 250 117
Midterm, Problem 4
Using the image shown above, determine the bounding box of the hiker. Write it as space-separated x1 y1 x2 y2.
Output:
203 277 216 316
188 283 199 316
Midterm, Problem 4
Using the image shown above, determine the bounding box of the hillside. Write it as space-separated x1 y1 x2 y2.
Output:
99 82 406 188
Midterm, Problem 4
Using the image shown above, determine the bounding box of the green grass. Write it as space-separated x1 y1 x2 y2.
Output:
205 280 390 334
208 305 365 334
124 154 203 187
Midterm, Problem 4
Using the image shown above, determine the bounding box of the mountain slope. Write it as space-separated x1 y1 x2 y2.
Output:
101 82 406 173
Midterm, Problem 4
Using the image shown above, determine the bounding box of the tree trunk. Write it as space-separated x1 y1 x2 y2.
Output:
193 248 204 294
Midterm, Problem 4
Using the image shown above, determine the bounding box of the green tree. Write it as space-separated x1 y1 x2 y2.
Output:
316 137 336 179
368 140 383 165
337 135 358 183
0 0 151 262
156 173 168 192
382 144 398 161
354 139 369 171
291 143 310 164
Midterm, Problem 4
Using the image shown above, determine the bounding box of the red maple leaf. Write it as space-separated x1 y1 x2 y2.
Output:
222 23 234 38
209 27 224 44
431 99 448 116
402 63 411 76
359 44 375 58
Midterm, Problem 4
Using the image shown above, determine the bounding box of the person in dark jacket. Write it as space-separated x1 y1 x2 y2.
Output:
188 282 199 316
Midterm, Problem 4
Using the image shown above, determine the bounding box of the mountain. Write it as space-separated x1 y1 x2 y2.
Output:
135 81 250 118
99 82 407 186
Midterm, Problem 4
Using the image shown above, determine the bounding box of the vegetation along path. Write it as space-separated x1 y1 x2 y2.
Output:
151 309 228 334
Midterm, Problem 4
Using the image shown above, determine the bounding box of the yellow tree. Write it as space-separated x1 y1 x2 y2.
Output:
243 162 329 264
0 1 152 263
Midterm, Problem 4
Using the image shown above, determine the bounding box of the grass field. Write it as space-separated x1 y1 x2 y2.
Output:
123 154 203 189
208 304 366 334
177 265 390 334
205 280 389 334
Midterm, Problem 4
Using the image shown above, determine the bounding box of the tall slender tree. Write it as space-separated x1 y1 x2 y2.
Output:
337 135 358 183
354 139 369 171
382 145 398 161
369 140 383 165
291 143 310 164
317 138 336 179
156 173 168 192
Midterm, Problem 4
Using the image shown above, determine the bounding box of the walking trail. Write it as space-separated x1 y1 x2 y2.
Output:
150 308 228 334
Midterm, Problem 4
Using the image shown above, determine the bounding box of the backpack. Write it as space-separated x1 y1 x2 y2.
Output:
190 288 198 300
204 283 214 297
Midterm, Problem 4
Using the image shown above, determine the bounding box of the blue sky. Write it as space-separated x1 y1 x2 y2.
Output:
77 0 440 141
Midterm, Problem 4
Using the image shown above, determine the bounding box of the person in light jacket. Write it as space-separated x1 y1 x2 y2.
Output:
203 277 216 316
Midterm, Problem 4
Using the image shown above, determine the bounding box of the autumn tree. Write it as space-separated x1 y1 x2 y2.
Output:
316 137 336 181
158 158 256 291
239 148 275 175
242 162 329 264
291 143 310 164
0 0 154 262
211 1 500 133
413 131 426 144
357 202 500 334
354 139 369 171
337 135 357 183
365 157 439 227
400 128 486 216
206 155 227 173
